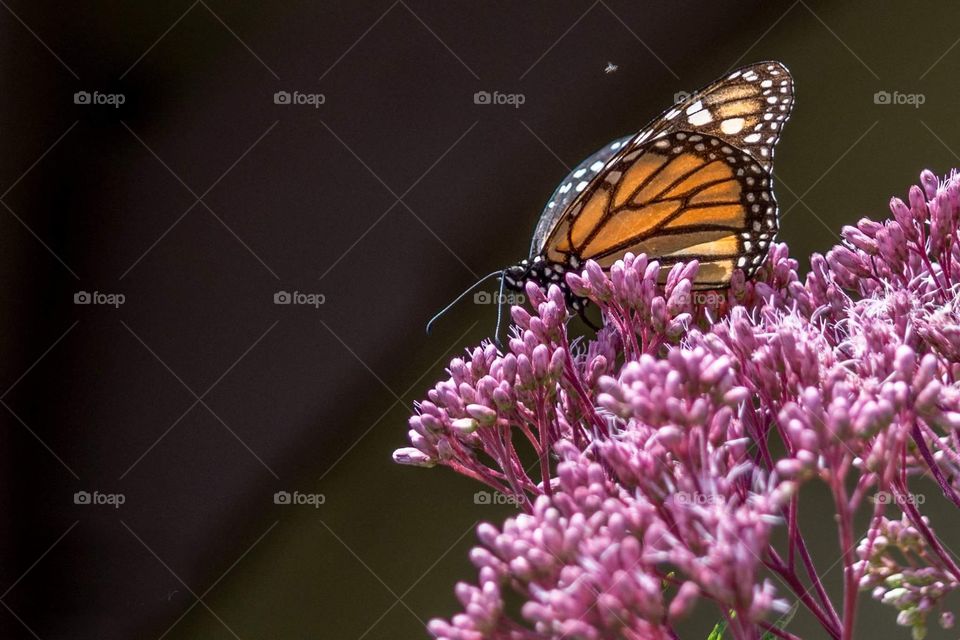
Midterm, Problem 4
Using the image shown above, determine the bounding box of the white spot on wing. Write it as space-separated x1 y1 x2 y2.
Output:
720 118 745 134
688 110 713 126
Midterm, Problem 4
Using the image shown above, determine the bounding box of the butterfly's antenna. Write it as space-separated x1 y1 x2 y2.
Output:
493 271 507 349
426 269 504 335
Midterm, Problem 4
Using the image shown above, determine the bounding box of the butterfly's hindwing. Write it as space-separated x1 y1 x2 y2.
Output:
542 131 777 288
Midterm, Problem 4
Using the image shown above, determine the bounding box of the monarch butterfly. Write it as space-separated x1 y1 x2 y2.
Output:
428 61 793 335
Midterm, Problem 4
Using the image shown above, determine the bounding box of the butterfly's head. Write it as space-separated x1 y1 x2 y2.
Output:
502 260 531 292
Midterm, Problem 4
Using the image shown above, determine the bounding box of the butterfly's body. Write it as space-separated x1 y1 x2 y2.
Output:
505 61 793 307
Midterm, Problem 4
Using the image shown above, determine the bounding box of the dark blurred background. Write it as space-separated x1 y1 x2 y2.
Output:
1 1 959 638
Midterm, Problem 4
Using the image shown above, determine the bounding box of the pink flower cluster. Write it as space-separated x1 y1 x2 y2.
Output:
395 170 960 640
857 513 958 638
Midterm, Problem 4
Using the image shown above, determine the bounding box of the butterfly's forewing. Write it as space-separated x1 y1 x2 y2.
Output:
636 61 794 171
530 135 633 257
542 131 777 288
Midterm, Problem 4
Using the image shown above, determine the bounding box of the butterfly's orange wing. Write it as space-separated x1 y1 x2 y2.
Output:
533 61 793 288
542 131 776 288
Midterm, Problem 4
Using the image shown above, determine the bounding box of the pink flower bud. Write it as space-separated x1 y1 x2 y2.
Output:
921 169 939 199
466 404 496 426
531 344 551 380
392 447 436 467
452 417 480 433
668 581 700 620
510 306 531 328
908 184 928 222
